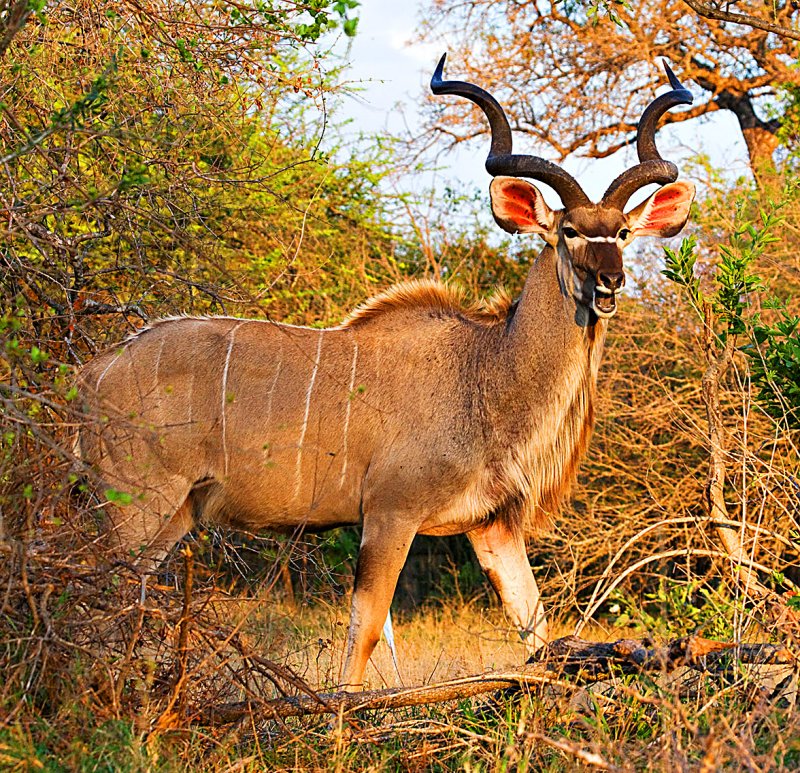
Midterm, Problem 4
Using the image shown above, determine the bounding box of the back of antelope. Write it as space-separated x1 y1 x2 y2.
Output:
78 56 695 690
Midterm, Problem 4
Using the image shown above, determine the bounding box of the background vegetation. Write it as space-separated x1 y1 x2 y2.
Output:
1 0 799 769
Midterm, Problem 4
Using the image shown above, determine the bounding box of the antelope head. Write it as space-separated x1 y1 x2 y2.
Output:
431 57 696 319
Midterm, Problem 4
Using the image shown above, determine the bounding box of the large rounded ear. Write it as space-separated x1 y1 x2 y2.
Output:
626 180 696 238
490 176 556 235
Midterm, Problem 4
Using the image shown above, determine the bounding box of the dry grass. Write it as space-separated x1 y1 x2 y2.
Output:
243 593 620 692
0 526 799 772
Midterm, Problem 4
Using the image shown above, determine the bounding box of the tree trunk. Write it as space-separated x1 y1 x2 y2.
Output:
715 91 780 184
741 126 780 182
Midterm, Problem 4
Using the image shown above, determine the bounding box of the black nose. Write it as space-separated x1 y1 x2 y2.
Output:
598 272 624 291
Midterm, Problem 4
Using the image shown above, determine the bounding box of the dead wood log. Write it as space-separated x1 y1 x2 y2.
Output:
200 667 554 724
536 634 794 678
196 634 796 724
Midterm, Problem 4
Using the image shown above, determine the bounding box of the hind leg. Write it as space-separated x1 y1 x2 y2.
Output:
340 511 418 691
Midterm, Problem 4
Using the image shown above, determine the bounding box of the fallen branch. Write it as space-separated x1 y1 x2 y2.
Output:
536 634 793 678
199 668 549 724
196 634 796 724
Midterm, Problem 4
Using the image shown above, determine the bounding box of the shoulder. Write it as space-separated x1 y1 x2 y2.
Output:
339 279 515 329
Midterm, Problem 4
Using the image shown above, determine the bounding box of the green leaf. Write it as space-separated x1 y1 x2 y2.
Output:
104 488 133 506
662 235 703 315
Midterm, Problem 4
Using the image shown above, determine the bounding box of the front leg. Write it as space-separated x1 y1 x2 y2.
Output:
468 521 548 654
340 514 417 691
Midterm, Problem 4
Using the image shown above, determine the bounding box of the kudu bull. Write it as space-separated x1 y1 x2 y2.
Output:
78 56 695 689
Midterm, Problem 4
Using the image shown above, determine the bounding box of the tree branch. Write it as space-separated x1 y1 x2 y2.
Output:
680 0 800 43
0 0 32 58
701 302 771 597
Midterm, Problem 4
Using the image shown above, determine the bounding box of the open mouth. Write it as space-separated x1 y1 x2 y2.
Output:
592 287 617 318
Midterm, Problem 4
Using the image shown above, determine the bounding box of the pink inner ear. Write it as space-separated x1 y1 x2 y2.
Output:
496 183 542 229
642 187 689 228
502 201 535 225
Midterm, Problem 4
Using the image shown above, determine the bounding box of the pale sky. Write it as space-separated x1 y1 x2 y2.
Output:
334 0 751 209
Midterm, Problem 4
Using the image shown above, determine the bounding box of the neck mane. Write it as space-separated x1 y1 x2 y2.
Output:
485 244 608 534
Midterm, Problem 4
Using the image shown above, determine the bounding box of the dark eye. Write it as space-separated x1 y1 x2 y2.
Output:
618 228 631 240
563 227 578 239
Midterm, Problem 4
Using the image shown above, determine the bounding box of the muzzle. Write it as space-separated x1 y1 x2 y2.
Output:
591 271 625 318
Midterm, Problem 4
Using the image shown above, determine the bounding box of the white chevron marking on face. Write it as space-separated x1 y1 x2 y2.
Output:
581 235 617 243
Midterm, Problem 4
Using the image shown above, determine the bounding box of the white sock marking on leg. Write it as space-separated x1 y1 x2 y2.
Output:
382 609 402 684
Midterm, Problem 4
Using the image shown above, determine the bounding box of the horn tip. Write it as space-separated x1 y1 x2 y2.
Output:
659 59 693 105
661 59 683 90
431 52 447 89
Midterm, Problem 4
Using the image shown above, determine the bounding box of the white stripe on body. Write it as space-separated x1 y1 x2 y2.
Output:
186 373 194 425
339 341 359 488
294 332 324 499
265 351 283 429
95 350 123 389
154 339 164 382
221 322 247 477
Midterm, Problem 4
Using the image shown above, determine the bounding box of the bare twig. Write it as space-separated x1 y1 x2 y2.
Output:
701 302 770 600
531 733 621 771
152 546 195 730
0 0 32 58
